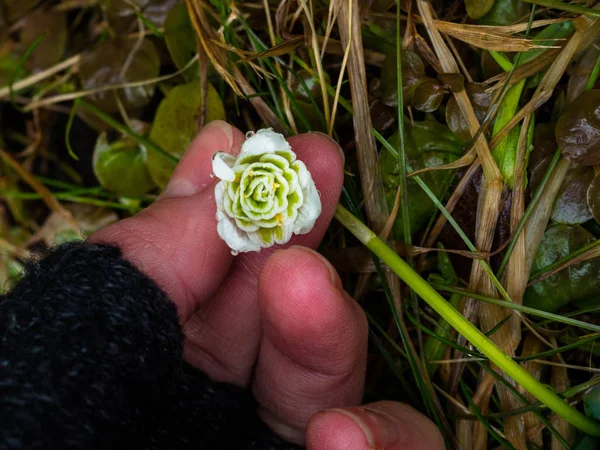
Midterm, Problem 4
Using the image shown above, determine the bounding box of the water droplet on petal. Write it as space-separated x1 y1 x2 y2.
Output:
245 131 256 139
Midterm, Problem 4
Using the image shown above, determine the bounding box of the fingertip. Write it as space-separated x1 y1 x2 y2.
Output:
307 402 445 450
162 120 245 199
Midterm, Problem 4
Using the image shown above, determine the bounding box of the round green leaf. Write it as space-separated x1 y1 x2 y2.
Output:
20 11 66 72
556 90 600 166
410 78 445 113
380 48 426 107
477 0 529 26
164 3 198 80
380 116 464 239
79 38 160 114
587 171 600 225
446 83 491 141
93 132 156 197
524 224 600 313
465 0 495 20
147 80 225 188
551 165 594 225
585 386 600 421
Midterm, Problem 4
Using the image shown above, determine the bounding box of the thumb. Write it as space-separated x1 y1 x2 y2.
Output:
306 401 444 450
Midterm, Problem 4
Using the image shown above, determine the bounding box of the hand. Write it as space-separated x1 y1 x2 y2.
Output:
90 121 443 449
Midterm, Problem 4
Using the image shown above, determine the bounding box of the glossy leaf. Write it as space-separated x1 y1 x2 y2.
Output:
446 83 492 141
465 0 495 20
551 165 594 225
104 0 176 27
380 48 426 107
93 132 156 197
380 116 464 239
147 80 225 188
438 73 464 93
585 386 600 421
586 171 600 225
20 11 67 72
556 90 600 166
411 78 445 113
78 38 160 114
477 0 529 26
530 159 594 224
164 3 198 80
524 224 600 313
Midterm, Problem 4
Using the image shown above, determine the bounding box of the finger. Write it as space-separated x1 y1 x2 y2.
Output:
306 401 445 450
252 247 368 445
183 132 344 385
89 120 245 322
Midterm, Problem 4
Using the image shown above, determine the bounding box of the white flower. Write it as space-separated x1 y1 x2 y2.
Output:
212 128 322 254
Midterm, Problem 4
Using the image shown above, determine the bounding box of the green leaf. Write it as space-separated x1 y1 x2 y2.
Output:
477 0 529 25
147 80 225 188
585 386 600 421
78 38 160 114
524 224 600 313
465 0 495 20
19 11 66 72
93 132 156 197
380 116 464 239
556 90 600 166
550 165 594 225
380 47 426 108
164 3 198 81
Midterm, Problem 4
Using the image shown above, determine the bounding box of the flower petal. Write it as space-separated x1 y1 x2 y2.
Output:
212 152 236 182
293 176 322 235
240 128 292 158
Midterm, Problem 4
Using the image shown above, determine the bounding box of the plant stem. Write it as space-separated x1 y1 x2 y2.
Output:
334 204 600 437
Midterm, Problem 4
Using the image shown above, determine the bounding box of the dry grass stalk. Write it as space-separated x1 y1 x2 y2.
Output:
0 148 78 231
434 20 559 52
528 244 600 286
0 55 80 99
0 236 31 260
525 158 571 274
186 0 284 133
337 0 388 232
519 334 545 448
550 354 576 450
490 16 600 149
485 47 561 90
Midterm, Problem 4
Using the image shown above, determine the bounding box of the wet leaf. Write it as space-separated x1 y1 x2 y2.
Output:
380 48 426 107
147 80 225 188
438 73 464 93
477 0 529 26
104 0 177 27
556 90 600 166
585 386 600 421
551 165 594 225
411 78 445 112
465 0 495 20
530 160 594 225
20 11 67 72
380 116 464 239
530 122 557 169
524 224 600 313
290 69 324 101
586 171 600 225
164 3 198 80
93 132 156 197
446 83 492 141
78 38 160 114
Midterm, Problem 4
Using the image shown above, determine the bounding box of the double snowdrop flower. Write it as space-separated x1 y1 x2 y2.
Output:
212 128 322 254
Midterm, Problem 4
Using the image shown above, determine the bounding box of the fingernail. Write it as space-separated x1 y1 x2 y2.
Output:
162 121 234 199
289 246 341 289
310 131 345 165
328 407 399 448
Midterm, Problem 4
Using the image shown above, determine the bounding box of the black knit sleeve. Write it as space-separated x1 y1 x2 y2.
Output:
0 241 301 450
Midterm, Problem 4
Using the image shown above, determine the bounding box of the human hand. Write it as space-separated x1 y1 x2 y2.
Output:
90 121 443 449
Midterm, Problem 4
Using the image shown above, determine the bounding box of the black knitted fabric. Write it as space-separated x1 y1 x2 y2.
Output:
0 242 301 450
